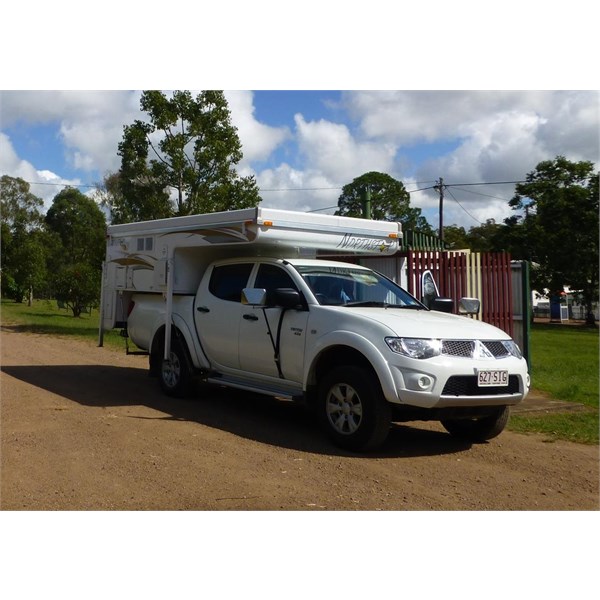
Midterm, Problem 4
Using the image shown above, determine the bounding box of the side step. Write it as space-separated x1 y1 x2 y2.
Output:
205 375 303 401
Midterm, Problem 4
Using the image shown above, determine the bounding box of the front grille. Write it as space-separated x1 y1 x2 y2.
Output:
442 340 474 357
441 340 511 359
442 375 520 396
482 341 511 358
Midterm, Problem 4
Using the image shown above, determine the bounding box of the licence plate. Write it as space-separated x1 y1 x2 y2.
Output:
477 369 509 387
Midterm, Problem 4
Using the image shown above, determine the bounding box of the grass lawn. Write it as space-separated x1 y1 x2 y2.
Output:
2 299 598 444
508 322 599 444
0 298 126 350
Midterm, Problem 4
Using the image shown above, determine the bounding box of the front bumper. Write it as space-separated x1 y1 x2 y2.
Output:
387 355 530 409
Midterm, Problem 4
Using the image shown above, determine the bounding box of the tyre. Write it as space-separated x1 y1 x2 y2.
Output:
159 336 193 398
441 406 510 442
318 366 391 451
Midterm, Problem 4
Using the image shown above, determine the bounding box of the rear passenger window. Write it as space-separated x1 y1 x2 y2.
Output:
209 263 253 302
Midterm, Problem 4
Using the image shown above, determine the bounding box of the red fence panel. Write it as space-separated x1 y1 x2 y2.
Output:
480 252 513 336
407 250 513 336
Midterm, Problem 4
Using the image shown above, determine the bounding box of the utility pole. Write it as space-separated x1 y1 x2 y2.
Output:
435 177 444 242
362 185 372 219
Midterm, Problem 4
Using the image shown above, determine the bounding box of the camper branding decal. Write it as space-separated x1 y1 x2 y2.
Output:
336 233 394 253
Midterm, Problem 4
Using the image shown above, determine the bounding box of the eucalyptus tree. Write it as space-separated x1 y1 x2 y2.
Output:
336 171 432 233
0 175 47 303
510 156 599 323
110 90 261 223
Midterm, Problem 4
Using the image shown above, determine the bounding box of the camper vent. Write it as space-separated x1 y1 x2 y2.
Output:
137 237 153 252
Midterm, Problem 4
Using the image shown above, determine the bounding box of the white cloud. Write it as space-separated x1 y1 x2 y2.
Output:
338 90 599 228
257 163 340 213
294 114 397 183
2 90 598 230
1 90 142 176
224 91 290 164
343 91 553 143
536 91 600 161
0 132 82 211
2 90 291 177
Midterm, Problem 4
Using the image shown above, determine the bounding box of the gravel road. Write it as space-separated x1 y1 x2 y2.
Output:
1 325 598 510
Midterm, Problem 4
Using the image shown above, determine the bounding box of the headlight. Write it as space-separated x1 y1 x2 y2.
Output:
501 340 522 359
385 337 441 359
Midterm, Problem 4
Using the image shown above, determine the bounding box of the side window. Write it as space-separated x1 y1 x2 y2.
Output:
254 264 298 304
209 263 253 302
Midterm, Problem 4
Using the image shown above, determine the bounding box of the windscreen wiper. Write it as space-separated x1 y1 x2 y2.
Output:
345 301 424 309
345 301 387 307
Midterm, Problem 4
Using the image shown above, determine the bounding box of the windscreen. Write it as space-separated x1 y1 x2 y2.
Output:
295 265 424 308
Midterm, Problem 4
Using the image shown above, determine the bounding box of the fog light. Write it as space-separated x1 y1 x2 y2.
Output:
418 376 432 389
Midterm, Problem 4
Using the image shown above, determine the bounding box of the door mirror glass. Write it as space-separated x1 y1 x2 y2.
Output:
421 270 440 309
459 297 480 315
241 288 267 306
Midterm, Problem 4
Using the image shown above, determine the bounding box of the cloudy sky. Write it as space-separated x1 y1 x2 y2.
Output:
1 3 598 234
1 89 598 230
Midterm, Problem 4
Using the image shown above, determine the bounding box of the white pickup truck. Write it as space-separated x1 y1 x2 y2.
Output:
99 207 529 451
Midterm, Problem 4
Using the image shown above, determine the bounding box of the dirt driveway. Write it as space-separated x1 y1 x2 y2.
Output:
1 326 598 510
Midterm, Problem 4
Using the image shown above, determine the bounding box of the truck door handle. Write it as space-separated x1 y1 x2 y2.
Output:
196 306 210 313
243 313 259 321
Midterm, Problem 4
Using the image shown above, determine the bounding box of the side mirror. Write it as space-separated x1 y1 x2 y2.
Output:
241 288 267 306
241 287 303 310
459 297 480 315
273 288 302 309
430 297 454 313
421 270 440 309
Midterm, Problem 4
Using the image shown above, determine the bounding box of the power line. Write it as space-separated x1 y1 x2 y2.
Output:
407 185 437 193
450 185 513 203
444 187 482 225
260 186 341 192
12 177 527 193
10 180 96 189
444 180 527 187
307 205 338 213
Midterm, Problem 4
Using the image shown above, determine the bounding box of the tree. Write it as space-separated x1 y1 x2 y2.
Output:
4 229 48 304
511 156 599 324
442 224 470 249
0 176 47 303
336 171 433 233
45 188 106 316
45 188 106 269
109 90 261 223
465 219 506 252
52 263 100 318
0 175 43 230
94 171 153 225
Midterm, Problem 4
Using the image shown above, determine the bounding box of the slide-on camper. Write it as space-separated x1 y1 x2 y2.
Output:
100 207 529 450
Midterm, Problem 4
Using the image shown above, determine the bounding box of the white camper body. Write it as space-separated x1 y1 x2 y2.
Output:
100 207 401 346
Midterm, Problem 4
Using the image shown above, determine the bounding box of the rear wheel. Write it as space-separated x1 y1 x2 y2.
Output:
441 406 510 442
159 337 193 398
318 366 391 451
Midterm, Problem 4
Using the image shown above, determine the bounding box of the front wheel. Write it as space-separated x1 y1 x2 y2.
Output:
441 406 510 442
159 338 193 398
318 366 391 451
